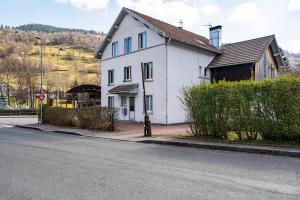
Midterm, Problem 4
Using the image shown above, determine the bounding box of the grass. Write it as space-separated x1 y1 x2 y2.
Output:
28 45 100 90
176 132 300 149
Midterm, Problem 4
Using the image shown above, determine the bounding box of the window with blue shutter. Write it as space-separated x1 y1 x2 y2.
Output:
124 37 132 54
138 32 147 49
112 41 118 57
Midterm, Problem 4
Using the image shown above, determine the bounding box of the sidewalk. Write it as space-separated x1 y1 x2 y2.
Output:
16 123 300 158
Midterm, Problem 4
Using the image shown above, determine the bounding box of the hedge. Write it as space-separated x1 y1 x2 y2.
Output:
42 106 118 131
181 76 300 142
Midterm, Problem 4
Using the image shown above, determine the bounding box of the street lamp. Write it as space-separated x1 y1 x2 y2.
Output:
56 47 65 107
35 36 43 124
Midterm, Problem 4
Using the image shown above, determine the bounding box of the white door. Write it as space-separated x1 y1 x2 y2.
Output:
129 97 135 121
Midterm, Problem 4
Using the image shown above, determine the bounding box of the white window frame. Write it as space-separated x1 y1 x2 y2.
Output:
143 62 153 81
121 96 127 107
108 69 114 85
124 66 132 82
138 32 147 49
146 95 153 113
112 41 118 57
124 37 132 54
108 96 114 108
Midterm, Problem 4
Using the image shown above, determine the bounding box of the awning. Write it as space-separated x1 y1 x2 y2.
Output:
108 84 139 95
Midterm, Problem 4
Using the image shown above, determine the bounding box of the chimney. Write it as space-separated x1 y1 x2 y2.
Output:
209 25 222 49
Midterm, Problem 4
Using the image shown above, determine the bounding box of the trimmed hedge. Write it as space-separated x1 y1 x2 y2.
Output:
42 106 118 131
182 76 300 142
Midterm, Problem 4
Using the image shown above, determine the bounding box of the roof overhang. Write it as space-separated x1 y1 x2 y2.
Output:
108 84 139 95
95 7 220 59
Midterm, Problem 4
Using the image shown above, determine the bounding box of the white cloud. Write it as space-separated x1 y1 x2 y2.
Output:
200 0 219 16
117 0 199 30
229 3 261 23
288 0 300 11
54 0 109 11
200 4 219 16
282 40 300 53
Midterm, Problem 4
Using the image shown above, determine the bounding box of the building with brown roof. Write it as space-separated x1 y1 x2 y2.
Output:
96 7 284 124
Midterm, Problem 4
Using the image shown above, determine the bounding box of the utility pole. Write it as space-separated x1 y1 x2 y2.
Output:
35 36 43 124
141 63 152 137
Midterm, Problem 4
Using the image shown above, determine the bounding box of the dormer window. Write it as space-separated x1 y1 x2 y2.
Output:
112 41 118 57
138 32 147 49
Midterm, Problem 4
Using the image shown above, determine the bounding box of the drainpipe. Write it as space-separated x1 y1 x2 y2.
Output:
165 37 171 125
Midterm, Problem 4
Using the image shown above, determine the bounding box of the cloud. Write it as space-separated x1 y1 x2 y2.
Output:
200 4 219 16
282 40 300 53
54 0 109 11
200 0 219 16
117 0 199 30
288 0 300 11
229 3 261 23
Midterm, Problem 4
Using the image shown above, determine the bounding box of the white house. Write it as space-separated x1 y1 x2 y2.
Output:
96 8 284 125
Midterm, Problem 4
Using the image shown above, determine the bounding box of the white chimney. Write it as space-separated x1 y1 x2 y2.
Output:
209 25 222 49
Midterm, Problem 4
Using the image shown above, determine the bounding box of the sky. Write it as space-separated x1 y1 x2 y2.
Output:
1 0 300 53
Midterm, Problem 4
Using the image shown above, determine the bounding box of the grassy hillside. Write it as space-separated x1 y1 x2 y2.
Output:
29 45 100 91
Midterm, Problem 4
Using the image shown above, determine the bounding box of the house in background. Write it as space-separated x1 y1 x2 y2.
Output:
209 35 284 82
96 7 284 124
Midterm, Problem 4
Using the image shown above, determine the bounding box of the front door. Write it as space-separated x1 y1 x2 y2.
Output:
129 97 135 121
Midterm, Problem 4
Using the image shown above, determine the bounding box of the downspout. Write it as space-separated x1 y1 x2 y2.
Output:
165 37 171 125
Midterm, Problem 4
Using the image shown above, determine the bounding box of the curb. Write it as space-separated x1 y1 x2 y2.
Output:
15 125 83 136
139 140 300 158
15 125 300 158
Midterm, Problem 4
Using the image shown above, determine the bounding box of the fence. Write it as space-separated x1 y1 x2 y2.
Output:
0 109 38 116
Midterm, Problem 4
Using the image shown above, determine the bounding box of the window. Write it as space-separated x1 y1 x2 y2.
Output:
121 96 127 107
199 66 202 77
124 37 132 54
124 66 132 82
138 32 147 49
108 70 114 85
146 95 153 113
143 62 153 81
108 96 114 108
204 67 208 77
112 41 118 57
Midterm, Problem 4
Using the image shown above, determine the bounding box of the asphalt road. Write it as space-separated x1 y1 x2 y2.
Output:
0 127 299 200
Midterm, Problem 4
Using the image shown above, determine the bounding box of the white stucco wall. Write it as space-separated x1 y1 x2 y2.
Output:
101 13 167 124
100 12 217 124
101 14 164 60
166 45 216 124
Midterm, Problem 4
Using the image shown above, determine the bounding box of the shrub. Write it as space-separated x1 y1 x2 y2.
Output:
43 106 118 131
182 76 300 142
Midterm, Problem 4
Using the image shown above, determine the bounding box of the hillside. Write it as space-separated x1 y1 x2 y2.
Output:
16 24 103 35
0 27 104 106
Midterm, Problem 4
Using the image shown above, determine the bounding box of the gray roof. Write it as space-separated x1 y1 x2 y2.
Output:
108 84 139 94
209 35 284 68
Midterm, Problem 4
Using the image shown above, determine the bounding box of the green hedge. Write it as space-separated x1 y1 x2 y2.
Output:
182 76 300 141
42 106 118 131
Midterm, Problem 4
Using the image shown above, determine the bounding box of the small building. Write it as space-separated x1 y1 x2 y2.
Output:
67 84 101 108
209 35 284 82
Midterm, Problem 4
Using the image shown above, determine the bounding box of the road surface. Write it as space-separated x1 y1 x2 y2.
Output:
0 126 299 200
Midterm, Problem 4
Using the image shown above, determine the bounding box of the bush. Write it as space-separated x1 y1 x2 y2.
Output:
182 76 300 142
43 106 118 131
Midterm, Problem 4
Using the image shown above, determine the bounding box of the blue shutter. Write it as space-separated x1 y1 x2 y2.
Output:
143 32 147 48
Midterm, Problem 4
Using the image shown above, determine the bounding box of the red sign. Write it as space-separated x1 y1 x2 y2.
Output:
36 94 45 101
